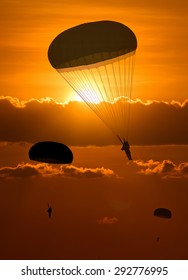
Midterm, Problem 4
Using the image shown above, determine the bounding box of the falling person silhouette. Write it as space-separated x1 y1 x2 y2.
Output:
47 204 52 218
121 139 132 160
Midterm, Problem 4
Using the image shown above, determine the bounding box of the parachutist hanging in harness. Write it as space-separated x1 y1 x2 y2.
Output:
121 140 132 160
117 136 132 160
48 22 137 156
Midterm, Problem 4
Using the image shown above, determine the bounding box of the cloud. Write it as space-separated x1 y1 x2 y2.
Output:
134 159 188 178
97 216 118 225
0 163 41 179
0 162 116 179
60 165 115 178
0 96 188 145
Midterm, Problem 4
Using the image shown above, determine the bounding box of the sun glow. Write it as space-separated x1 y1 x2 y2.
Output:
71 93 83 102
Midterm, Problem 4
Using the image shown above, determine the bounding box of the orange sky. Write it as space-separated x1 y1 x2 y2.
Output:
1 0 188 261
1 0 188 102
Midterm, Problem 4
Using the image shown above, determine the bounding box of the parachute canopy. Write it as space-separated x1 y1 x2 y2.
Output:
48 21 137 142
48 20 137 69
29 141 73 164
153 208 172 219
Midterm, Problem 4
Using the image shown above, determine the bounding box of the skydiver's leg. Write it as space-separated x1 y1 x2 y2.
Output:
126 149 132 160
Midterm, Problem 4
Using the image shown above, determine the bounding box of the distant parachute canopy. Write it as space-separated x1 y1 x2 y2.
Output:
48 21 137 142
153 208 172 219
29 141 73 164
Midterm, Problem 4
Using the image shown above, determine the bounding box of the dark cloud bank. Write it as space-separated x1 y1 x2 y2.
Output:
0 96 187 145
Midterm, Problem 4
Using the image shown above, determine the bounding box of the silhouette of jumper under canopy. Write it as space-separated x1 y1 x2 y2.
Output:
48 21 137 152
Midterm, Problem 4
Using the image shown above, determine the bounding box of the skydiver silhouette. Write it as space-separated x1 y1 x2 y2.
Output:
121 139 132 160
47 204 52 218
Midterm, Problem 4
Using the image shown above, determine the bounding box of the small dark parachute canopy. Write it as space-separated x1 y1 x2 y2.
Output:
29 141 73 164
153 208 172 219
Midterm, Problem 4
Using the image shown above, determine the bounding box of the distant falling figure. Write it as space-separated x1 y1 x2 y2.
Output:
47 204 52 218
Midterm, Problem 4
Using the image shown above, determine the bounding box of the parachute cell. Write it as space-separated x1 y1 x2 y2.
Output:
29 141 73 164
48 21 137 141
153 208 172 219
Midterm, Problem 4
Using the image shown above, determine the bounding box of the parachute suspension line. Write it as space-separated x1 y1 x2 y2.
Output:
81 54 113 123
78 69 100 102
125 54 131 141
92 67 113 117
71 42 102 105
112 58 124 135
71 70 104 113
126 54 136 141
59 69 118 137
127 55 132 141
97 61 119 129
93 58 124 136
111 58 124 139
88 54 108 104
77 54 121 137
78 60 119 135
79 67 101 103
117 134 123 144
99 52 122 128
58 53 136 145
118 54 127 141
62 69 95 105
81 66 115 130
67 70 98 106
98 54 116 127
101 55 122 137
60 71 92 104
89 65 115 130
71 57 117 130
122 52 129 141
116 54 125 141
122 53 132 141
72 68 101 105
